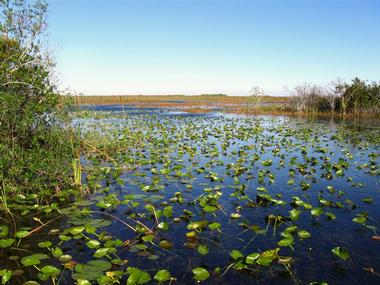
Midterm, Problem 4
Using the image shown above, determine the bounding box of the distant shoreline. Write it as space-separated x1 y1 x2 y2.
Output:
69 94 288 105
63 95 379 119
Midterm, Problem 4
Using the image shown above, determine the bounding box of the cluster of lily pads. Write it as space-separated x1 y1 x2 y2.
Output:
0 112 379 284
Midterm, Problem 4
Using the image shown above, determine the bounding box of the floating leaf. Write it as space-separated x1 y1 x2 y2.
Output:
289 209 301 221
41 265 61 277
197 244 209 255
256 257 272 266
158 240 173 250
15 230 29 239
246 253 260 264
0 269 12 284
298 230 311 239
208 222 221 231
192 267 209 281
0 239 14 248
38 241 52 248
331 247 350 261
154 269 171 282
93 248 109 258
230 213 241 219
126 267 151 285
0 225 9 238
278 237 294 247
86 240 100 249
21 254 49 267
230 250 243 260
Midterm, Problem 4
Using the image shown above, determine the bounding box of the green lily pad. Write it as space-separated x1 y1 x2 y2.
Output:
298 230 311 239
197 244 209 255
154 269 171 282
331 247 350 261
21 254 49 267
192 267 209 281
230 250 244 260
0 239 14 248
86 240 100 249
246 253 260 264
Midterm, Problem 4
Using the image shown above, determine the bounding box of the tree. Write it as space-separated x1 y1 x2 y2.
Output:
0 0 57 146
290 83 328 113
326 78 345 114
0 0 72 196
248 85 264 107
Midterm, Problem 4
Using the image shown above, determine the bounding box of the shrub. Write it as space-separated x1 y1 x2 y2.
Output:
0 1 74 203
290 78 380 114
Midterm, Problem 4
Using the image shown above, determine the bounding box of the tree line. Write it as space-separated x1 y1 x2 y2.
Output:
290 78 380 114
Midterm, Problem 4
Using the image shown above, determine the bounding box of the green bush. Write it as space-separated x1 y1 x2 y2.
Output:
342 78 380 114
0 1 74 204
290 78 380 114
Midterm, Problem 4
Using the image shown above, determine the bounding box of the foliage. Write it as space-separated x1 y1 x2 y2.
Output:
0 0 74 205
290 77 380 114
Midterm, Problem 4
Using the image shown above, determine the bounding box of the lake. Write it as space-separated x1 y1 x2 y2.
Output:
5 106 380 284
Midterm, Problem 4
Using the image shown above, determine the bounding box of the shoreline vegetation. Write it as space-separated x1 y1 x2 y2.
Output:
72 82 380 118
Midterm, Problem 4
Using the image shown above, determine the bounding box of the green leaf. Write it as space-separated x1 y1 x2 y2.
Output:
278 237 294 247
289 209 301 221
331 247 350 261
261 159 273 166
21 254 49 267
352 215 367 224
230 213 241 219
187 221 208 230
246 253 260 264
77 280 91 285
163 206 173 218
38 241 52 248
88 260 112 270
0 239 14 248
74 260 111 281
59 255 72 263
142 235 154 242
70 226 86 236
86 240 100 249
51 247 63 258
192 267 210 281
256 257 272 266
0 225 9 238
230 250 243 260
311 207 323 217
197 244 209 255
41 265 61 277
362 197 373 204
15 230 29 239
325 212 336 220
158 240 173 250
93 248 109 258
203 205 218 213
126 267 151 285
208 222 221 230
1 269 12 284
157 222 169 231
298 230 311 239
154 269 171 282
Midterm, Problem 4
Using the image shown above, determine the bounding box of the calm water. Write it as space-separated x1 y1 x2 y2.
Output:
7 106 380 284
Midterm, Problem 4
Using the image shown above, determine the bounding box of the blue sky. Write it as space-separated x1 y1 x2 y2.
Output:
49 0 380 95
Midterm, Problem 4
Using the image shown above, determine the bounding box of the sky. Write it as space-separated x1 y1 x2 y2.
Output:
48 0 380 96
